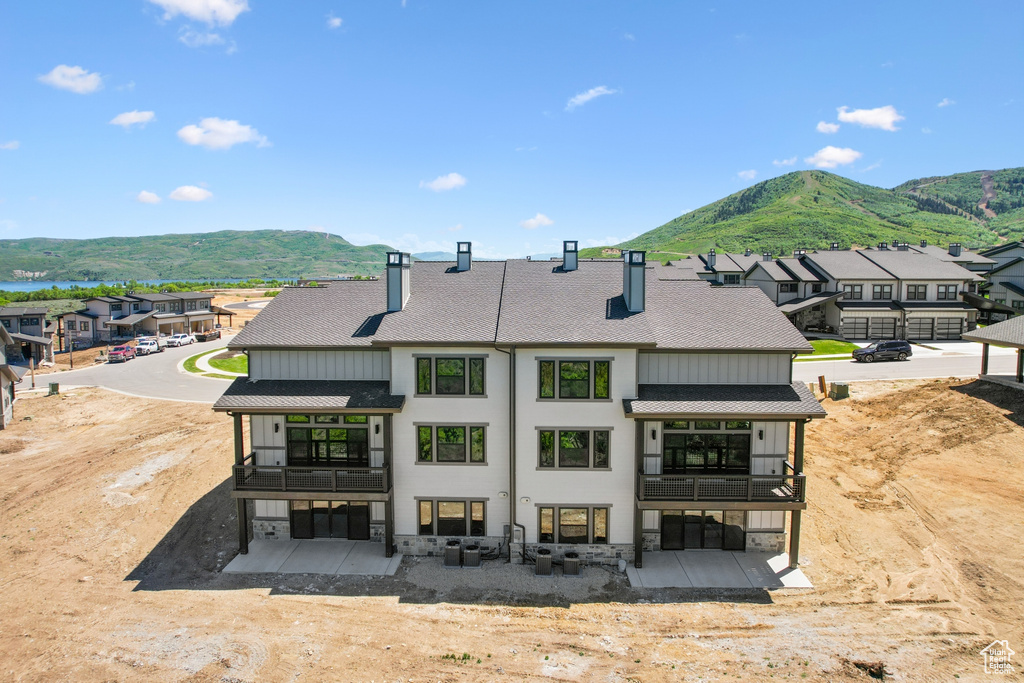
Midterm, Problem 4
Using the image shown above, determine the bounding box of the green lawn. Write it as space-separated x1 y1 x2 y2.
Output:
808 339 861 356
183 348 221 374
208 353 248 374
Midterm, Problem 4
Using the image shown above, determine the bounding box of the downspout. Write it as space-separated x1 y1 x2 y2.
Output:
493 344 523 563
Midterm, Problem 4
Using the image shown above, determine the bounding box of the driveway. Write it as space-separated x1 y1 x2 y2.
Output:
222 299 270 310
42 337 234 403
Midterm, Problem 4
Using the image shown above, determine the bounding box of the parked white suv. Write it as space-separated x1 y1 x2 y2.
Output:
135 338 164 355
166 333 196 347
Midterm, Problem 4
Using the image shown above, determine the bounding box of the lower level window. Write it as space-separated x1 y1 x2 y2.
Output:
418 500 485 536
538 506 608 544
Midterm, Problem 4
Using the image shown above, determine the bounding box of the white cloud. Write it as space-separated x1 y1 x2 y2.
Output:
116 81 136 91
937 98 955 108
148 0 249 26
737 169 758 180
772 157 797 167
110 110 156 128
327 14 342 29
860 161 883 172
816 121 840 134
447 224 463 232
584 233 639 248
921 127 933 135
419 172 467 192
836 105 904 131
804 146 863 169
136 191 161 204
169 185 212 201
566 85 618 111
38 65 103 94
178 28 225 47
177 117 269 149
520 213 553 230
0 141 18 150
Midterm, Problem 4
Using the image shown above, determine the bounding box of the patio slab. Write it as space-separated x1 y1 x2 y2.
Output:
677 551 750 588
278 540 354 574
626 551 691 588
336 542 403 576
627 551 812 589
223 539 299 573
223 539 404 576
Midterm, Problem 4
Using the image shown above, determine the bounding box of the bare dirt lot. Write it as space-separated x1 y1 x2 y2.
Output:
0 380 1021 681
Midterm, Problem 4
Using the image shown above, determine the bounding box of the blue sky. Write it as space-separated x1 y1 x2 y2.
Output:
2 1 1022 258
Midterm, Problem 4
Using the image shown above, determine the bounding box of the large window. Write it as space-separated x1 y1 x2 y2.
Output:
538 429 610 469
872 284 892 300
416 356 485 396
64 320 75 331
417 425 486 464
109 304 122 313
80 321 90 332
811 283 823 293
779 283 797 293
538 506 608 544
842 284 862 300
906 284 927 300
418 500 485 536
1012 300 1024 310
937 285 958 300
661 420 751 474
723 274 740 285
285 414 370 466
538 359 610 400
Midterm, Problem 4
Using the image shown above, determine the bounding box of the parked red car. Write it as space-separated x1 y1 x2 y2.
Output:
108 344 136 363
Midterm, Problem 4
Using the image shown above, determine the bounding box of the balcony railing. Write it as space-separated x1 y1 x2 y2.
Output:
638 472 805 503
233 458 390 494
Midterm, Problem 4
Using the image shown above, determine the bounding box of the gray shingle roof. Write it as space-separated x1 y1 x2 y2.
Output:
623 382 826 419
777 258 826 282
777 291 844 314
987 257 1024 276
105 311 156 326
912 244 995 265
858 250 983 281
747 260 796 282
0 307 48 317
962 316 1024 348
213 379 405 413
802 251 895 280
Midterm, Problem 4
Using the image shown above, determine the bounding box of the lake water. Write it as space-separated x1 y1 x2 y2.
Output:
0 279 252 293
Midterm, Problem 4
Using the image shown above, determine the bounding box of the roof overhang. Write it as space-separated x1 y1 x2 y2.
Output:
1 364 29 383
778 291 844 315
9 332 52 346
213 379 406 414
623 382 827 420
961 292 1017 314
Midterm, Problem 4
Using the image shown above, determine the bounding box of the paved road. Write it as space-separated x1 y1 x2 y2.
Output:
222 299 270 310
37 337 234 403
793 353 1018 383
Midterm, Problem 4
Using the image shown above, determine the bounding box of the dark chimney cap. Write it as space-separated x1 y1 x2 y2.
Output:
387 251 411 267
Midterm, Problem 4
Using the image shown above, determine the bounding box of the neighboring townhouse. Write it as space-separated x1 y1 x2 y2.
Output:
696 250 759 285
741 253 841 333
1 326 28 429
215 242 826 572
0 306 55 363
61 292 218 344
983 257 1024 313
910 241 996 274
978 240 1024 268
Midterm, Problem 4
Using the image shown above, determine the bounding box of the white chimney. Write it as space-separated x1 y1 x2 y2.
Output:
622 250 646 313
563 240 578 271
456 242 472 272
386 252 411 312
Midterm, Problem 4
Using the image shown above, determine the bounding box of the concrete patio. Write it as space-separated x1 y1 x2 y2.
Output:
626 551 812 589
224 539 403 576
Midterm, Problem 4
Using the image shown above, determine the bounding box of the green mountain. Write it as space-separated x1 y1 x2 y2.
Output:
0 229 394 281
580 168 1024 259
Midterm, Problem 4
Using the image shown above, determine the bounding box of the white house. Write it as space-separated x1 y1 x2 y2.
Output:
1 326 28 430
215 242 826 570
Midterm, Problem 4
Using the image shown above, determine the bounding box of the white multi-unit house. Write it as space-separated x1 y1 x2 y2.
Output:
215 242 826 570
0 306 55 364
60 292 225 346
1 326 28 429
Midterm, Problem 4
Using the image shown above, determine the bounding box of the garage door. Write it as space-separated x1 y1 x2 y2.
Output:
906 318 934 340
935 317 963 340
843 318 868 339
869 317 897 339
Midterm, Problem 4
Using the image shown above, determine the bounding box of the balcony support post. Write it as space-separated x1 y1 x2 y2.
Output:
385 495 395 558
981 343 990 375
237 498 249 555
633 502 643 569
788 510 801 569
794 420 805 474
232 412 244 465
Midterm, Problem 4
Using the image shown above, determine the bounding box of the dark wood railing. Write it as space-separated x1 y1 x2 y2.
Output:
638 472 805 503
233 456 389 493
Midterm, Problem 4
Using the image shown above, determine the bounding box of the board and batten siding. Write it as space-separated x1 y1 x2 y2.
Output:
248 349 390 381
638 352 791 385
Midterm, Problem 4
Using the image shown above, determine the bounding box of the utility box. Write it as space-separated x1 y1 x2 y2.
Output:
563 551 581 576
463 544 481 568
48 383 60 396
829 382 850 400
443 539 461 567
535 548 552 576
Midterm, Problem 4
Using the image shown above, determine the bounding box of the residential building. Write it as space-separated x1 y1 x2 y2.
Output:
978 240 1024 268
60 292 218 345
0 306 55 363
215 241 826 571
1 326 28 429
741 252 841 333
910 240 996 274
696 250 759 285
983 257 1024 313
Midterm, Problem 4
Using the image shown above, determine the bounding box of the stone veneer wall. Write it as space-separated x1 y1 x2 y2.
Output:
745 532 786 553
522 543 633 566
395 535 505 557
253 518 290 540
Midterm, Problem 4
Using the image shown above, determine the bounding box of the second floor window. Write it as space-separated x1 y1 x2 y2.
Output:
723 274 740 285
906 284 927 300
285 415 369 466
156 303 167 313
539 359 610 400
81 321 90 331
842 284 862 300
187 301 196 311
417 425 486 463
110 304 122 313
872 284 892 300
779 283 797 293
416 356 485 396
1012 300 1024 310
538 429 610 469
937 285 957 300
65 320 75 331
811 283 823 293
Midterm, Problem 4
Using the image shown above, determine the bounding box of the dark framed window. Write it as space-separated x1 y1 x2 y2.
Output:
906 284 927 300
779 283 797 293
286 420 369 467
811 283 823 293
723 274 740 285
842 285 862 300
418 500 485 536
81 321 90 331
1012 300 1024 310
537 506 608 544
662 421 751 474
416 356 485 396
417 425 486 463
538 429 610 469
872 284 892 300
64 320 74 330
937 285 957 300
538 359 611 400
110 304 122 312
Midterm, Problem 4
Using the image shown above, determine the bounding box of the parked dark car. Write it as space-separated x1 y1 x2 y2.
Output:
196 329 222 342
853 340 912 363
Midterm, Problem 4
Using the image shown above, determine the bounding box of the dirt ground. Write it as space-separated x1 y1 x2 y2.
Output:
0 380 1021 681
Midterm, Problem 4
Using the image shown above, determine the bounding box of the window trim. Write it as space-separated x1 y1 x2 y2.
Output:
937 284 958 300
537 358 613 402
413 354 487 397
416 498 487 537
872 284 893 300
778 283 798 294
536 505 610 545
722 273 740 285
906 284 927 301
414 423 488 465
842 284 863 300
536 427 613 470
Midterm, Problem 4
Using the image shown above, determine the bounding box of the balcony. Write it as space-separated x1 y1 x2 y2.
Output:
637 472 805 504
233 455 390 495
